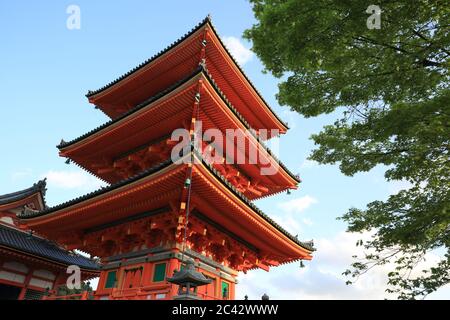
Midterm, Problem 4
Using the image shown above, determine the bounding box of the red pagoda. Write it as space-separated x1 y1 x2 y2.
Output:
18 17 314 300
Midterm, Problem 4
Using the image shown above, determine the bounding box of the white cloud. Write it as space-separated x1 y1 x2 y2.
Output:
300 159 319 169
237 231 389 299
271 195 317 234
43 170 106 190
236 231 450 299
278 195 318 214
222 36 254 65
237 232 386 300
272 212 303 235
281 109 299 130
388 180 413 195
11 168 33 181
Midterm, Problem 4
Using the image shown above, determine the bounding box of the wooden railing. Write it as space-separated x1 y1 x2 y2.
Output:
107 284 171 300
42 288 224 300
42 291 91 300
197 291 225 300
98 287 223 300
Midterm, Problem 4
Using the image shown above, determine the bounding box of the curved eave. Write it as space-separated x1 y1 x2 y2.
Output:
86 17 209 100
58 68 300 186
18 159 175 221
18 152 314 254
0 179 47 211
205 20 289 132
58 67 203 151
0 246 100 273
201 69 300 185
0 225 100 271
85 16 288 132
193 151 314 254
0 193 42 213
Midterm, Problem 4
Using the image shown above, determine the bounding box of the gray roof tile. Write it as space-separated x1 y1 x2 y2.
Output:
0 224 100 270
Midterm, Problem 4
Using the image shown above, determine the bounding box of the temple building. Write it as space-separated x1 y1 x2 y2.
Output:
0 180 99 300
15 16 314 300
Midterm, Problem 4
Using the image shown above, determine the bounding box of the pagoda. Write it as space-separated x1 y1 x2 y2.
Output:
18 17 314 300
0 180 99 300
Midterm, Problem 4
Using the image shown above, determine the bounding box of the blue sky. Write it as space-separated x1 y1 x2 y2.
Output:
0 1 448 299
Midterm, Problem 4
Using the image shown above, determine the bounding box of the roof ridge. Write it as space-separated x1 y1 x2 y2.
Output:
205 18 289 129
201 68 300 183
0 179 47 206
19 151 313 252
0 179 46 198
0 224 100 270
86 16 210 98
59 67 204 149
192 149 313 251
18 158 175 219
60 66 300 184
84 16 288 130
62 64 246 151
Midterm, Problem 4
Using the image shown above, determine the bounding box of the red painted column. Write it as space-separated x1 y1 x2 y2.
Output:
17 268 34 300
230 281 235 300
167 257 179 298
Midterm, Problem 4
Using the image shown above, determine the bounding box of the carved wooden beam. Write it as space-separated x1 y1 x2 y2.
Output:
97 167 115 174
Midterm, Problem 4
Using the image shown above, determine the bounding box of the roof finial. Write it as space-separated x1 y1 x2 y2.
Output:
206 13 212 22
305 239 314 247
26 230 34 240
34 178 46 188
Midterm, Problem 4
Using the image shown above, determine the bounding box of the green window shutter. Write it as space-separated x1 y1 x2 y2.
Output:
221 281 229 299
105 271 117 289
153 263 167 282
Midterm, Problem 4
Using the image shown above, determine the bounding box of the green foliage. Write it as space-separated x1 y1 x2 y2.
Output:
56 281 93 299
245 0 449 298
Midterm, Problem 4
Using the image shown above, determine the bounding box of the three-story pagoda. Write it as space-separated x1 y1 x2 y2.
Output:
19 17 314 300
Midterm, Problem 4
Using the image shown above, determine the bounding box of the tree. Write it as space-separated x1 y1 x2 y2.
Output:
56 281 93 299
244 0 449 299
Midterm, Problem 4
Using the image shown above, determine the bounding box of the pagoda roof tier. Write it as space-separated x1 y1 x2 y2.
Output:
0 224 99 272
0 179 47 212
85 16 288 136
18 153 313 267
58 68 299 199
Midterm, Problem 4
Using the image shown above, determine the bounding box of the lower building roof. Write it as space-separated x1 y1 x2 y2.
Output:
0 179 47 207
0 224 100 271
